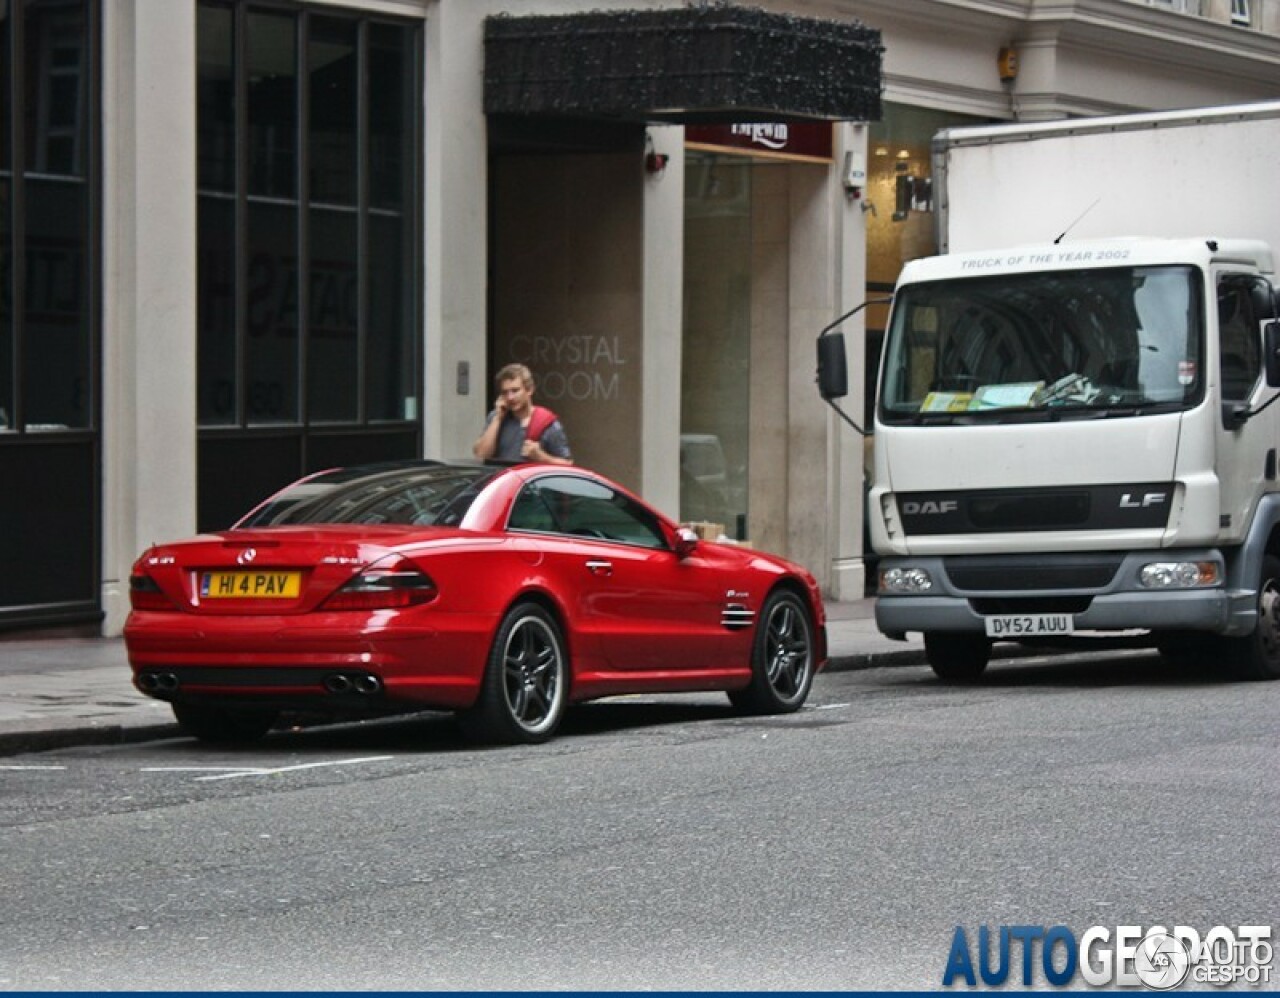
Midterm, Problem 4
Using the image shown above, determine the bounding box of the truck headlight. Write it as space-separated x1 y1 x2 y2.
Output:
1138 561 1219 589
881 567 934 593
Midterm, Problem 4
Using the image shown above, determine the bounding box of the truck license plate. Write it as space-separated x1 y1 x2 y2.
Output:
983 613 1074 638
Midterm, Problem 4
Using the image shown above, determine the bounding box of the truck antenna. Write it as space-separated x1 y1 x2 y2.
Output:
1053 198 1101 244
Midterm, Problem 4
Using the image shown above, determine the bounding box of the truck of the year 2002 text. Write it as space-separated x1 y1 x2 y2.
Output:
818 102 1280 682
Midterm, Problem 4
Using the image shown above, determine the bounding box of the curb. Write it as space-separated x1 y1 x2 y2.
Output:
0 720 181 758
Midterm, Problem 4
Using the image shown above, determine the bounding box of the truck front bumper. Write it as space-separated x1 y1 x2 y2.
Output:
874 551 1256 639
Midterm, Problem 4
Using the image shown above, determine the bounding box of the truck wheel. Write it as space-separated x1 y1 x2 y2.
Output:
1225 554 1280 681
1155 632 1204 667
925 633 990 682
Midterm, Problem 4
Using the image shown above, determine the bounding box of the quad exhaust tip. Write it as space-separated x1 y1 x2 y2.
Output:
136 672 179 693
323 672 383 696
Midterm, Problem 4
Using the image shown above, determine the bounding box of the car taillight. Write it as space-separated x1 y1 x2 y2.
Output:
322 558 438 611
130 574 175 611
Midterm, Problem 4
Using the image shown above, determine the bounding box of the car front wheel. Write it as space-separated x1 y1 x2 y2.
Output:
460 603 568 744
729 589 816 714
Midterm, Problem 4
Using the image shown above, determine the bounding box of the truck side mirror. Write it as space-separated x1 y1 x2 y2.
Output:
1266 322 1280 387
817 333 849 400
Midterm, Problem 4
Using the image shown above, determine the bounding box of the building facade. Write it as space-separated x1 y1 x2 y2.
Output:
3 0 1280 635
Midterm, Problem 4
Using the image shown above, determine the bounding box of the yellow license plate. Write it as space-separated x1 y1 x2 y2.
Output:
200 571 302 599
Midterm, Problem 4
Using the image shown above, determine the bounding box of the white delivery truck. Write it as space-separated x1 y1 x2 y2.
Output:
818 101 1280 681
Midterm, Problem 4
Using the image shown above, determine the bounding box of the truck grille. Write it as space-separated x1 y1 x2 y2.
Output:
945 554 1122 592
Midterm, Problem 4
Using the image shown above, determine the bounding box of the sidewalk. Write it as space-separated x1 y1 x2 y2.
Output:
0 598 929 757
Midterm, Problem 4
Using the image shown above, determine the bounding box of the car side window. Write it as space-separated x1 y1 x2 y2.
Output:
511 476 668 549
1217 274 1271 401
508 486 560 533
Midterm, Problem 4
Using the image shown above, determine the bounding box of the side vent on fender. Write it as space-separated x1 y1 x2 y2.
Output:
722 604 755 631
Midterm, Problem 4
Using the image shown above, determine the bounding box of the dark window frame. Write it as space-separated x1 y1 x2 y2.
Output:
196 0 423 465
0 0 102 630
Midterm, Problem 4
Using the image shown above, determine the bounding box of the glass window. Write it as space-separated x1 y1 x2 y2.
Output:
0 171 10 432
195 0 419 437
5 0 93 432
307 205 357 421
239 464 493 526
197 3 234 194
681 152 750 538
23 176 89 428
512 476 668 548
879 266 1204 422
368 24 409 211
308 16 357 206
247 11 295 200
1217 274 1270 400
196 3 421 440
197 2 235 425
0 7 9 172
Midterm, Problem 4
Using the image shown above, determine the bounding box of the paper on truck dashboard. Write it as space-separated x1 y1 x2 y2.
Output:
920 391 974 412
971 382 1044 409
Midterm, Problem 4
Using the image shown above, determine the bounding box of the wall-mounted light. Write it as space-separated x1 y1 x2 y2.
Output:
998 45 1018 83
644 133 669 175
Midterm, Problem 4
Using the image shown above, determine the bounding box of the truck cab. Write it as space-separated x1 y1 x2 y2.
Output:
829 237 1280 681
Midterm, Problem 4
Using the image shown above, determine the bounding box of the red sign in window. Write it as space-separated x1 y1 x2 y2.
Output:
686 123 833 163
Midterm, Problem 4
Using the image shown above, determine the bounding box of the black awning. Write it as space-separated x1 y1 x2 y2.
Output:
484 3 883 125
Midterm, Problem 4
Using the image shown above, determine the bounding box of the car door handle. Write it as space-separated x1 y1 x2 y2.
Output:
585 560 613 577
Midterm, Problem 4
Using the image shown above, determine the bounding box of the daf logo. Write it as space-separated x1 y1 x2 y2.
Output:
1119 492 1168 508
237 548 257 565
902 500 959 515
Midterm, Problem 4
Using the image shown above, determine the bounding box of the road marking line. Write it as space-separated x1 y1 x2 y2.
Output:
141 766 272 774
195 756 395 781
0 764 68 771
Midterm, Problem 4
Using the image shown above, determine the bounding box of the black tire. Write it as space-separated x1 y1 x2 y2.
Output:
1223 554 1280 681
1155 631 1215 668
171 702 277 744
459 603 568 744
729 590 816 714
925 632 990 683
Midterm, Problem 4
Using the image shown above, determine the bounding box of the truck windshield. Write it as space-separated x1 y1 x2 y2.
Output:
879 265 1203 422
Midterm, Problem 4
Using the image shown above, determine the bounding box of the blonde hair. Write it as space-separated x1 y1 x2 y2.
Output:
495 362 534 391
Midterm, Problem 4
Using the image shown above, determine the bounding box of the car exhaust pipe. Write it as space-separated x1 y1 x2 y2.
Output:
137 672 179 693
137 672 159 692
157 673 179 692
324 673 353 694
352 673 382 695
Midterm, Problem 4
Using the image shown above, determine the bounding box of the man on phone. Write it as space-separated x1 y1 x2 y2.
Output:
472 363 574 465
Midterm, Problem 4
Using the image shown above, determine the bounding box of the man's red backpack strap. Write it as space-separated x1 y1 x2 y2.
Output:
525 405 558 443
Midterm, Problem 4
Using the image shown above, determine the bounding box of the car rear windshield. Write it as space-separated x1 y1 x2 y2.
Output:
237 465 498 528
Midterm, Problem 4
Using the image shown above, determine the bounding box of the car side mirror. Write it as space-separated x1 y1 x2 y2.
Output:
1265 321 1280 387
674 526 699 559
817 333 848 401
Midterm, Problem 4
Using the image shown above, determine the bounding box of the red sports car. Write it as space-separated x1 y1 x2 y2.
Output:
125 461 827 744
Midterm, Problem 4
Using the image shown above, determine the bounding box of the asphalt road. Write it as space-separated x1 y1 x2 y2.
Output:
1 652 1276 991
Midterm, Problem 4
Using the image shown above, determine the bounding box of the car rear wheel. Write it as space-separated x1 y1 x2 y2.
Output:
925 632 990 682
729 590 816 714
460 603 568 744
171 702 278 744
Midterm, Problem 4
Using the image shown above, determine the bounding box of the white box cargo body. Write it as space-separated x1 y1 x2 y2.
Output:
933 101 1280 254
